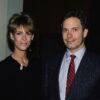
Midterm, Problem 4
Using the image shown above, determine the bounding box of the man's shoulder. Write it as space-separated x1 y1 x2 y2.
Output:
46 52 65 63
85 49 100 59
83 49 100 66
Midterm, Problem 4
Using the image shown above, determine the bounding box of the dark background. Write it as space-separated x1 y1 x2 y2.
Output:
23 0 100 59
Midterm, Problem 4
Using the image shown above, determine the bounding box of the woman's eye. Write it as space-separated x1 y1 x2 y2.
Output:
26 32 32 35
15 32 22 35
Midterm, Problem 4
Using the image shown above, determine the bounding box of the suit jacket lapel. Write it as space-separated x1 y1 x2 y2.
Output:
55 53 65 100
56 54 64 100
49 53 64 100
67 50 91 100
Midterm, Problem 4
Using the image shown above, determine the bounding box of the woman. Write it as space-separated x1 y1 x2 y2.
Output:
0 13 41 100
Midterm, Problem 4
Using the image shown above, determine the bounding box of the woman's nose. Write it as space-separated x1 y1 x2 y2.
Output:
22 34 27 40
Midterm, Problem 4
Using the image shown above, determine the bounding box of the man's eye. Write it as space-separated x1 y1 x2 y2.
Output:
73 28 78 32
62 29 68 32
74 29 77 31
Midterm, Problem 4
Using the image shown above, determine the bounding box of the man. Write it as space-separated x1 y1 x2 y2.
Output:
42 9 100 100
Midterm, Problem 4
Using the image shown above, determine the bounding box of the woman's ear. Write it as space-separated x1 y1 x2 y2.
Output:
31 34 34 40
10 33 14 40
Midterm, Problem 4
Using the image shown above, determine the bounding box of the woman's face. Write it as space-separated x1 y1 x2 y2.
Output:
10 26 34 52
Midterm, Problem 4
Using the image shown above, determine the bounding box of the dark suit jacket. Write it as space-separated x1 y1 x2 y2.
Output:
42 50 100 100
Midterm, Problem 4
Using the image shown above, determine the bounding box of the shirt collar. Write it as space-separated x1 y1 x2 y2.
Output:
65 47 86 60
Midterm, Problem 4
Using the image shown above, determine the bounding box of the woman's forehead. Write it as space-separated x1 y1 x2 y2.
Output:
16 26 30 32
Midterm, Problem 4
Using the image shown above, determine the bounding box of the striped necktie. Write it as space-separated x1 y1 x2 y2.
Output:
66 55 76 97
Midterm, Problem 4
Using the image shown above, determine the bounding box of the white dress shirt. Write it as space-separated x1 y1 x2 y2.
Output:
59 47 86 100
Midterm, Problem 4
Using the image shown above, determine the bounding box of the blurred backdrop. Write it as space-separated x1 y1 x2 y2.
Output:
23 0 100 60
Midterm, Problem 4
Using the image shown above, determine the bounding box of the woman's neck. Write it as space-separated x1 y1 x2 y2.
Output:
12 50 28 67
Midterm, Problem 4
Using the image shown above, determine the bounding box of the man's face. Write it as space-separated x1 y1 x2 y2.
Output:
62 17 88 53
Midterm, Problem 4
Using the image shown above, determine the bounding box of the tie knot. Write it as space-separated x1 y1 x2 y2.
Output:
70 55 76 59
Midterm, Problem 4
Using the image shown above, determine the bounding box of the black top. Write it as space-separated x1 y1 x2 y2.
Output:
0 55 41 100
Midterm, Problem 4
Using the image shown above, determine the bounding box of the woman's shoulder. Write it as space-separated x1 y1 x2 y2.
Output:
0 55 13 73
0 55 12 65
29 56 41 66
